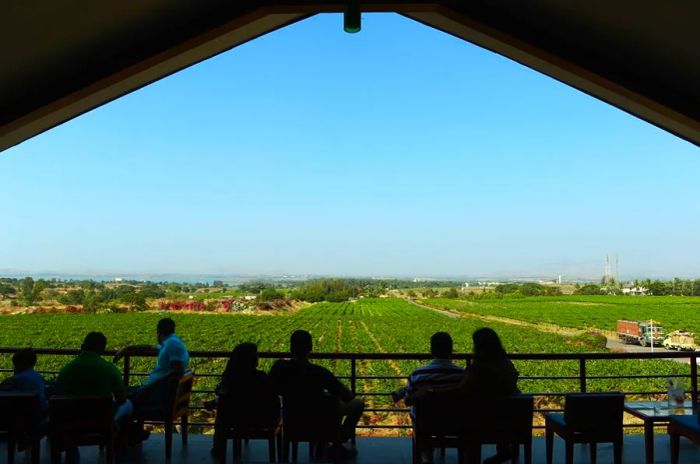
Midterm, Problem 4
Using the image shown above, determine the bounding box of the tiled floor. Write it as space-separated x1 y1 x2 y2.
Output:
2 433 700 463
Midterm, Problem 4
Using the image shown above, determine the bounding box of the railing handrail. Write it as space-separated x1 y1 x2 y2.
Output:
2 347 699 360
2 347 698 431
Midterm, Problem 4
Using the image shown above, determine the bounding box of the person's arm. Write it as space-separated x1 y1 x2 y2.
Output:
110 365 128 405
112 344 157 362
323 367 354 402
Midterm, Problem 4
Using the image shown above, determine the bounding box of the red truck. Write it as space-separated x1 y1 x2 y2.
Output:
617 320 665 347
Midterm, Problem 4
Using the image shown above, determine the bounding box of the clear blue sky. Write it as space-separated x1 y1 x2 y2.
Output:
1 14 698 280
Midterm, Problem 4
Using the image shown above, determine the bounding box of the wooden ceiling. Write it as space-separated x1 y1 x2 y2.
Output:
2 1 699 151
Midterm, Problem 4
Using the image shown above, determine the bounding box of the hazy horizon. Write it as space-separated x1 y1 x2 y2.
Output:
1 14 698 278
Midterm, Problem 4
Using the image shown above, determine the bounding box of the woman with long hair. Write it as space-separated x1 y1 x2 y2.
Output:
211 342 279 460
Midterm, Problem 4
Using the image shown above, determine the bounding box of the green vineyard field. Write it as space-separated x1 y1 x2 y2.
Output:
0 298 693 431
425 295 700 335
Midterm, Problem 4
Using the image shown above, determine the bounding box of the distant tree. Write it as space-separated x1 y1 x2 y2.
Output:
259 288 285 301
574 284 602 295
647 280 670 296
495 283 519 295
442 288 459 299
406 290 417 298
121 292 147 311
519 283 545 296
59 289 86 305
0 283 16 298
421 288 438 298
212 280 225 288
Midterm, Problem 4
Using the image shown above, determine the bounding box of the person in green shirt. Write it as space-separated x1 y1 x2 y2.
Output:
55 332 131 420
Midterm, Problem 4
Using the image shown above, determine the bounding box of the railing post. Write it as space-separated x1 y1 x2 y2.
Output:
123 353 131 387
579 358 587 393
350 356 357 396
691 353 698 406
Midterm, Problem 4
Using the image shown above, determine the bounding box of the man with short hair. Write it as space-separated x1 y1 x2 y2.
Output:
114 318 189 440
1 348 48 421
392 332 464 464
270 329 364 458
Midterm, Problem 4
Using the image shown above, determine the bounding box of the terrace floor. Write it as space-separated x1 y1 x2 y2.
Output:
3 433 700 464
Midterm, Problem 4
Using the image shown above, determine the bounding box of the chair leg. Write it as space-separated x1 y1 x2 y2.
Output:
30 437 40 464
268 436 276 463
589 442 597 464
7 437 15 464
50 443 61 464
545 428 554 464
613 438 623 464
291 441 298 463
565 440 574 464
441 447 446 458
165 420 173 460
670 433 680 464
232 438 241 464
181 414 189 445
524 439 532 464
106 438 114 464
511 444 519 463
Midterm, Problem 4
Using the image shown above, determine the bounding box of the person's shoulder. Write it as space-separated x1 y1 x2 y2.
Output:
309 362 335 377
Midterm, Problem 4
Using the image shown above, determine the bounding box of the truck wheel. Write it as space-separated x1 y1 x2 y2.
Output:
641 338 648 347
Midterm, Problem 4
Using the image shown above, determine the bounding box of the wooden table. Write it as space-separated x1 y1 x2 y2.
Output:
624 401 696 464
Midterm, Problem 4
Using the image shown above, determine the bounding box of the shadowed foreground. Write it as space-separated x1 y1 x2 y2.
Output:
2 433 700 463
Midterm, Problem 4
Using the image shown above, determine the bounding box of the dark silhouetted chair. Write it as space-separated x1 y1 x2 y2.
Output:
219 413 282 463
412 395 464 464
461 395 534 464
281 395 340 463
135 371 194 459
48 395 115 464
545 393 624 464
0 392 42 464
668 412 700 464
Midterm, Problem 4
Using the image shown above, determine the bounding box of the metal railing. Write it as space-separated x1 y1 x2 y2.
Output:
1 348 698 432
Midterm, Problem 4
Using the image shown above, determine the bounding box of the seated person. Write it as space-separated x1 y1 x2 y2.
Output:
392 331 464 414
0 348 49 425
394 332 463 464
411 328 520 464
211 342 279 460
270 329 364 457
55 332 131 421
113 318 189 440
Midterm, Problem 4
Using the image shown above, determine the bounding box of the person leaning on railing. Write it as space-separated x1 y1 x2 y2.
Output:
408 328 520 464
112 317 190 442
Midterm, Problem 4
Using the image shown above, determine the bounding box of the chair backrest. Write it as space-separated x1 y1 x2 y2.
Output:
48 395 114 436
0 392 39 433
281 393 339 440
564 393 624 436
169 371 194 421
413 394 463 438
472 395 534 438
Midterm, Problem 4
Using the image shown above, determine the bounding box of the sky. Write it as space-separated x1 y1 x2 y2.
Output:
1 14 699 280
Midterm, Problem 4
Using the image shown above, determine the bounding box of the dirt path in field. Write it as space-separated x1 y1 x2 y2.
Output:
408 299 582 336
408 300 692 364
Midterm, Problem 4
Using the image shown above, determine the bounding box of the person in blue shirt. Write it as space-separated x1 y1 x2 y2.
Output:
0 348 48 422
113 318 189 442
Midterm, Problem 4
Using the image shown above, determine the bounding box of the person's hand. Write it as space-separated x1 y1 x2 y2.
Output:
405 388 430 406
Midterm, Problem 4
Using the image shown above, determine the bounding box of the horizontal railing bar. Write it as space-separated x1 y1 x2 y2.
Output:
3 347 700 361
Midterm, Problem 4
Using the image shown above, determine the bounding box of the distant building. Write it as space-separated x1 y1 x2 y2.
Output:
622 286 649 296
114 277 123 283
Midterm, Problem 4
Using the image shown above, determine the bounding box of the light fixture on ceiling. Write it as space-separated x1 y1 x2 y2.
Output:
344 0 361 33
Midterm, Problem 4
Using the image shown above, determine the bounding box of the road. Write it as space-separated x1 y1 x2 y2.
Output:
408 299 695 364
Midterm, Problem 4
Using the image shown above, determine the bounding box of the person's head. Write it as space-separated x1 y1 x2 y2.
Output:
12 348 37 374
290 329 313 359
227 342 259 375
472 328 506 361
157 318 176 343
430 332 453 359
82 332 107 354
